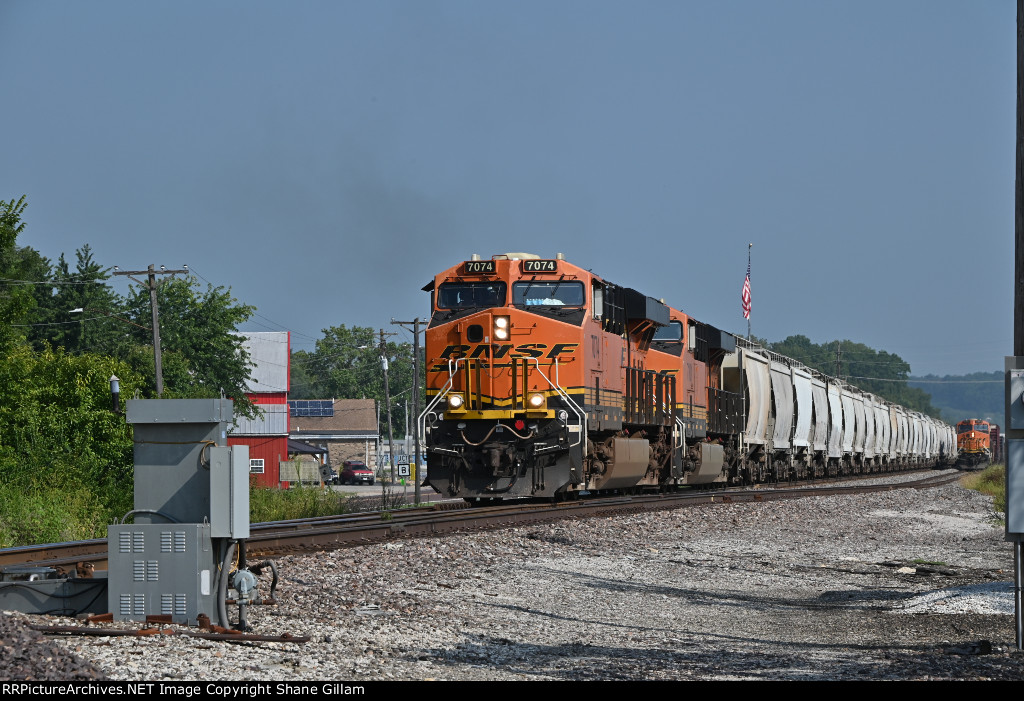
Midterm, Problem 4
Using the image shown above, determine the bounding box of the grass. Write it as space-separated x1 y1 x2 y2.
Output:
0 480 416 546
249 482 358 523
960 463 1006 515
248 482 417 523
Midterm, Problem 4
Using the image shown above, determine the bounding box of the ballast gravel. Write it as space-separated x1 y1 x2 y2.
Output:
4 470 1024 681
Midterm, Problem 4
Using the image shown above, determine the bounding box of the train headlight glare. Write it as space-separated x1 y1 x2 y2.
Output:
494 316 510 340
528 392 545 408
448 394 465 409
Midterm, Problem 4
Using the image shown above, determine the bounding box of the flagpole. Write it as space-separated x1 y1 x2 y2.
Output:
747 243 752 340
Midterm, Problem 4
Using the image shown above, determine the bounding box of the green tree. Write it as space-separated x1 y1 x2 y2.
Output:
768 335 939 417
27 245 129 356
0 344 142 545
290 324 418 436
0 196 43 351
121 275 257 415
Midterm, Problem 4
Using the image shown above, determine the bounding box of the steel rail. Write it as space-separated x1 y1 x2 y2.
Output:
0 470 962 573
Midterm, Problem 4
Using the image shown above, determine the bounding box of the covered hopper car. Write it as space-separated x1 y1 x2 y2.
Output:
419 253 954 500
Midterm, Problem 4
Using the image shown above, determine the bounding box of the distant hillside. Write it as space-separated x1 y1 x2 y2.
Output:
907 372 1003 425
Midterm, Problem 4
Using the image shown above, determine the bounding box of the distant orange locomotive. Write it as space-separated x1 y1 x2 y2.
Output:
419 252 954 500
955 419 991 469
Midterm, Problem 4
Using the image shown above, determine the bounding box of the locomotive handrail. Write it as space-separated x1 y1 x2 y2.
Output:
418 357 463 442
537 356 586 449
653 396 683 450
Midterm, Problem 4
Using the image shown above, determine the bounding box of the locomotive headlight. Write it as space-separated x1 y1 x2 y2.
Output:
448 393 465 410
494 316 510 341
527 392 546 409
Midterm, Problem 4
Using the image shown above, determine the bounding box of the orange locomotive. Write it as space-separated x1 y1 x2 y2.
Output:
955 418 991 469
419 252 733 499
419 252 955 500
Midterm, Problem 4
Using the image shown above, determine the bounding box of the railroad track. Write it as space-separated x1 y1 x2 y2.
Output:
0 469 962 574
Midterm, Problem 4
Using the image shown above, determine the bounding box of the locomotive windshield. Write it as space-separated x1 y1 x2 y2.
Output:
653 320 683 342
512 281 585 307
437 282 507 309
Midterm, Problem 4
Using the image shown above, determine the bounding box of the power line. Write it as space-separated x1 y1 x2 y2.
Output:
847 375 1003 384
0 276 110 286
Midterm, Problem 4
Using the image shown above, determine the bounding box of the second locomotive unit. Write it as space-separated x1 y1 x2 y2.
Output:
419 253 953 500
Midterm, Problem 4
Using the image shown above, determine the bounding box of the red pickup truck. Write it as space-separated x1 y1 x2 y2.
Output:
339 460 375 485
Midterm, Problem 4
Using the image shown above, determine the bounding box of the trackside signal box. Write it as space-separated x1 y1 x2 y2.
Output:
108 399 249 623
1006 365 1024 536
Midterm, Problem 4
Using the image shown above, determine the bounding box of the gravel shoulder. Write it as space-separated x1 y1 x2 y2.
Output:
4 470 1023 681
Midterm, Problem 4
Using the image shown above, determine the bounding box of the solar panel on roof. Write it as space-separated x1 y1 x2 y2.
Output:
288 400 334 417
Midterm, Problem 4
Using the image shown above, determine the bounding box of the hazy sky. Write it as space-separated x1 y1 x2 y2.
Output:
1 1 1013 377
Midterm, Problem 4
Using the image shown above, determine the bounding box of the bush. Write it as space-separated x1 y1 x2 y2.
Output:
0 483 112 547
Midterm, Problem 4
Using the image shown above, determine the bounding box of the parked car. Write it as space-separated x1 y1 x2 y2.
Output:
340 460 375 485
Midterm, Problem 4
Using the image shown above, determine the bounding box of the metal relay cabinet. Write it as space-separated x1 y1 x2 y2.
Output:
108 399 250 624
107 524 213 623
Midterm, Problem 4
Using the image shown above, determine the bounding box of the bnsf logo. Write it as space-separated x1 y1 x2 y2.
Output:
438 343 578 360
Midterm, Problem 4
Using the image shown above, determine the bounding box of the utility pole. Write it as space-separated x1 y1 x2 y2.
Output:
1018 0 1024 355
113 264 188 397
1009 0 1024 651
379 328 398 491
392 317 422 505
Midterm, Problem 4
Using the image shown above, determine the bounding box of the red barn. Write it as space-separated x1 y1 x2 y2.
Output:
228 331 290 487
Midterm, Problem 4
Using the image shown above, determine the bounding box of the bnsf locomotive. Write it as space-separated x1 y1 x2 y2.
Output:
955 419 991 469
419 253 954 500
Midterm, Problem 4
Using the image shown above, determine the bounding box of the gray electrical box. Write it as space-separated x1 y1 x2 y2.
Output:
1009 439 1024 536
107 524 215 624
114 398 252 625
1007 360 1024 538
127 399 233 525
209 445 249 539
1010 370 1024 430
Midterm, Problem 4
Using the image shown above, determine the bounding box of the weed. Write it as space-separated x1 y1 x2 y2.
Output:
960 464 1006 514
249 482 355 523
0 482 111 547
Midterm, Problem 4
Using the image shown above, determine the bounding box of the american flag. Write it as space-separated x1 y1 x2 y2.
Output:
741 263 751 320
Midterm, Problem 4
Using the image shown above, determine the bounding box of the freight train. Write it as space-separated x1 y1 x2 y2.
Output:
419 253 955 501
955 418 992 469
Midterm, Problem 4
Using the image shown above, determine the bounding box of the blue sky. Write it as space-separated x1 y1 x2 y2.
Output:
0 1 1013 376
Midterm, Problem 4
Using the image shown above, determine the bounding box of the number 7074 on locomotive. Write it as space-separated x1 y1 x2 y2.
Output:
418 252 954 501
